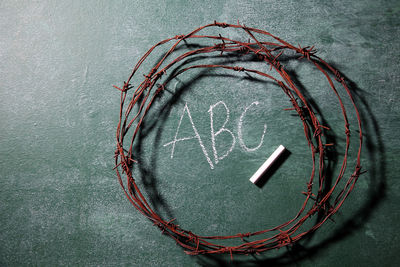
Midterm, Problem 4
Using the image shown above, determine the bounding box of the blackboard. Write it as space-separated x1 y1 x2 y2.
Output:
1 1 399 266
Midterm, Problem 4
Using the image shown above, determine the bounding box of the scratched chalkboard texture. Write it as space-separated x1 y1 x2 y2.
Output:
0 0 399 266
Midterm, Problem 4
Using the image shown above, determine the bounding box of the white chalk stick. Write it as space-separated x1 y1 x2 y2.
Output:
250 145 286 184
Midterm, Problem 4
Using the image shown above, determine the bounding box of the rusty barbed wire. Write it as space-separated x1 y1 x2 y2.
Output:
113 21 363 258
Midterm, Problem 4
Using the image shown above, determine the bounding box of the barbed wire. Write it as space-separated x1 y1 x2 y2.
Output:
113 21 363 258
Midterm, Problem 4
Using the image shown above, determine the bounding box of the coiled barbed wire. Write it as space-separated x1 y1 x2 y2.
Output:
114 21 363 258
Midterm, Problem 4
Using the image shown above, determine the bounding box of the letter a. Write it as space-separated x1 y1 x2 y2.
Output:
163 102 214 169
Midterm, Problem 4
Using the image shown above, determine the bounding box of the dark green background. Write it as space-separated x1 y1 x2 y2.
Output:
1 0 399 266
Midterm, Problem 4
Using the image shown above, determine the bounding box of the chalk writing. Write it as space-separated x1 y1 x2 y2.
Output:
208 101 236 164
163 102 215 169
163 101 267 169
238 101 267 152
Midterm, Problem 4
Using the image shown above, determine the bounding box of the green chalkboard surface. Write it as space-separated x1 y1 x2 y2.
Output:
1 1 399 266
